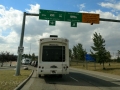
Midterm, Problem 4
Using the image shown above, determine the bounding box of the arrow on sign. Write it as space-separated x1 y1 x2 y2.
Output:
49 20 56 26
71 22 77 27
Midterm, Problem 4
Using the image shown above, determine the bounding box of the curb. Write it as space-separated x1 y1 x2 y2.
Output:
14 70 34 90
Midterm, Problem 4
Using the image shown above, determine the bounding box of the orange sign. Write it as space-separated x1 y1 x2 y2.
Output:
82 13 99 24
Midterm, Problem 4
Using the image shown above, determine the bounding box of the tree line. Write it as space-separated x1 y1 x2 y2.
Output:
69 32 120 69
0 51 38 67
22 53 38 61
1 32 120 69
0 51 17 67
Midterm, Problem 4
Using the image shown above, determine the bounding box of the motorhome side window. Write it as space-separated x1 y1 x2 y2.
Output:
42 46 65 62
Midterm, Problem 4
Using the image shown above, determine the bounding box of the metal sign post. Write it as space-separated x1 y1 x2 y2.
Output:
15 12 26 76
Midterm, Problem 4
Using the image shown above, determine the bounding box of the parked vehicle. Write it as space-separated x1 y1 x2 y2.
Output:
34 61 38 67
31 61 35 66
21 58 31 65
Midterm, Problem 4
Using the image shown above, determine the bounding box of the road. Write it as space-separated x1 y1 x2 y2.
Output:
21 66 120 90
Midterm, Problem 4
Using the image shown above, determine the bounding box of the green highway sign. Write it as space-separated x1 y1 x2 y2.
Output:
49 20 56 26
71 22 77 27
39 9 65 21
65 12 82 22
39 9 82 22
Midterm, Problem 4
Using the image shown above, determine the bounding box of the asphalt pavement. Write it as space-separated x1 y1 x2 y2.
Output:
1 62 120 90
21 66 120 90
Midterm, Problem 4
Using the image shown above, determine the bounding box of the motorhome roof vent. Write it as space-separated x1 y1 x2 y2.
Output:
50 35 58 37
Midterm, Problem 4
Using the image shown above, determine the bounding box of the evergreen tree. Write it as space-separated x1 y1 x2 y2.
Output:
72 46 77 60
69 49 72 60
25 54 29 58
76 43 86 61
91 32 107 69
117 50 120 62
32 53 35 60
22 54 25 59
28 54 31 59
106 51 111 66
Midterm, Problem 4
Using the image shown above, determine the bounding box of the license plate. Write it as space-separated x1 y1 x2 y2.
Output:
51 70 57 74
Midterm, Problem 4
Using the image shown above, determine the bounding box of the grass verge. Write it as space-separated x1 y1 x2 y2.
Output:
70 62 120 75
0 69 31 90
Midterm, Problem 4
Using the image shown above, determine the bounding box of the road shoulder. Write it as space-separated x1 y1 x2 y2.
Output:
70 67 120 81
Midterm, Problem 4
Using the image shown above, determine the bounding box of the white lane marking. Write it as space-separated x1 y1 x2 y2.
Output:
69 76 79 82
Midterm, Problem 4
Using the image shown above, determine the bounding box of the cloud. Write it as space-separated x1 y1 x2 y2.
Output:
0 5 22 32
25 4 40 13
0 4 120 57
77 3 85 10
99 1 120 11
0 31 19 54
0 5 23 54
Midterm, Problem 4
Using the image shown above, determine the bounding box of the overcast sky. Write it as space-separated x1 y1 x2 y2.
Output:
0 0 120 58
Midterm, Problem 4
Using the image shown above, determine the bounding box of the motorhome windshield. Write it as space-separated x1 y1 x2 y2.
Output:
42 46 65 62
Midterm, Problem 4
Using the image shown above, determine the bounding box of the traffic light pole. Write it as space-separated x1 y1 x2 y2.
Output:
15 12 120 76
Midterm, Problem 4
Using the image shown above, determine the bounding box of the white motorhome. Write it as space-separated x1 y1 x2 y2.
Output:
37 35 69 77
22 58 31 65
